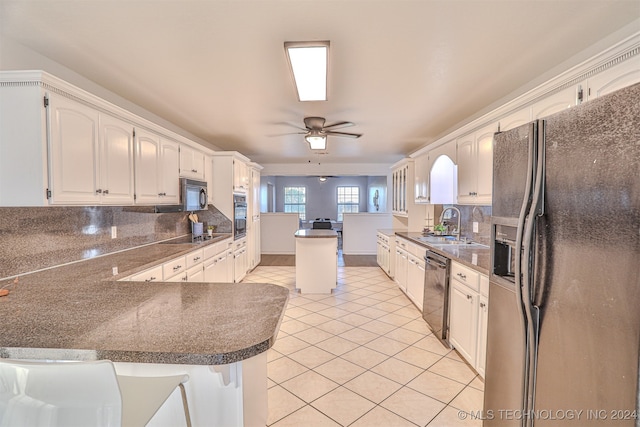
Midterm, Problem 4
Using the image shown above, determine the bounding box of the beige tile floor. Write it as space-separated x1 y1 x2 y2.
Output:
242 265 484 427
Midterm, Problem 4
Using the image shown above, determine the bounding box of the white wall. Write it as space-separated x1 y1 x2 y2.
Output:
260 213 299 254
342 213 393 255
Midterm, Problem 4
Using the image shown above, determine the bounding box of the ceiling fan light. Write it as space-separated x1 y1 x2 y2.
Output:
306 135 327 150
285 41 329 102
319 176 328 182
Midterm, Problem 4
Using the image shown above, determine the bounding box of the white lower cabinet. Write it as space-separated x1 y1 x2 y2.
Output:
127 265 163 283
233 238 248 283
448 261 489 377
376 232 391 276
395 246 408 292
406 253 425 311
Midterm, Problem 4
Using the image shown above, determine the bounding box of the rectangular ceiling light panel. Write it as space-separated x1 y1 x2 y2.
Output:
285 41 329 101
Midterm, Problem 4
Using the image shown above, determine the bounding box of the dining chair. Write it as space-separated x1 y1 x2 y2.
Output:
0 359 191 427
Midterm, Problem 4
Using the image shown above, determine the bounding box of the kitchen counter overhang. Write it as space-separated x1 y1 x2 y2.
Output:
0 239 289 366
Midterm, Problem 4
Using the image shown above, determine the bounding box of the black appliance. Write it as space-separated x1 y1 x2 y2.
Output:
484 82 640 426
233 194 247 240
422 250 451 346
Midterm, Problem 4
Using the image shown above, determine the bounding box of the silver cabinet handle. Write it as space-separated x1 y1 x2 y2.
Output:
173 265 182 271
457 272 467 280
145 276 156 282
96 189 102 194
103 189 109 194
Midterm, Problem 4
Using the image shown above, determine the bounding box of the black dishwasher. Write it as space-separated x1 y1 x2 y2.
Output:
422 250 451 346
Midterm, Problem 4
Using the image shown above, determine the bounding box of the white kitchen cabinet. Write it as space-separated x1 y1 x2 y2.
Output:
413 152 430 204
162 255 187 280
586 56 640 100
532 84 583 119
376 232 391 276
391 159 413 216
47 93 101 204
406 252 425 311
234 158 250 193
476 275 489 378
210 152 252 221
186 264 204 282
233 237 248 283
179 144 206 180
449 278 479 364
498 107 531 132
126 265 163 283
248 164 262 271
394 237 409 292
99 113 135 204
48 95 136 205
456 122 496 205
448 261 490 375
134 129 179 205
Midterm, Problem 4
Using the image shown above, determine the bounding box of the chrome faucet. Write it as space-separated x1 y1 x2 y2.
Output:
439 206 461 239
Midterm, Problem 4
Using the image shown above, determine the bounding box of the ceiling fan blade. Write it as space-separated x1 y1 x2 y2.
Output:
325 130 362 138
267 131 307 137
323 121 355 130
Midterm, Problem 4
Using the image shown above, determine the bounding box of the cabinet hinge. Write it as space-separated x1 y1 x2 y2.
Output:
132 129 136 138
46 188 52 199
577 85 584 104
133 193 137 201
43 95 49 108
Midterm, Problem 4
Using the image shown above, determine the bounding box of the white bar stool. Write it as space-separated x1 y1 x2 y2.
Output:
0 359 191 427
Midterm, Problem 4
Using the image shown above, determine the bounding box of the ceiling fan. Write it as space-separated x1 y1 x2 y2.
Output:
284 117 362 150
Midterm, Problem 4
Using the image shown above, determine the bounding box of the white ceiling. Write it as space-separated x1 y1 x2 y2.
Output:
1 1 638 167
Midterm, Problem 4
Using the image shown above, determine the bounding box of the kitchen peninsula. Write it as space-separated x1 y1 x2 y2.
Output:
0 237 289 427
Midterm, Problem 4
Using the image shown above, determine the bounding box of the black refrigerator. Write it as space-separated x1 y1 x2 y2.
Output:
484 82 640 427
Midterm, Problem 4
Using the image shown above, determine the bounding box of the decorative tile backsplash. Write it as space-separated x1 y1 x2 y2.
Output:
0 205 231 279
452 204 492 246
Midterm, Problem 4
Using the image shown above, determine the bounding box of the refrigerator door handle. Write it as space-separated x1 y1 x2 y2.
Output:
521 120 546 426
514 121 538 422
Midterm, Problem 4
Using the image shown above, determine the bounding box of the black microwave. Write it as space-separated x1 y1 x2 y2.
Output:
181 178 208 211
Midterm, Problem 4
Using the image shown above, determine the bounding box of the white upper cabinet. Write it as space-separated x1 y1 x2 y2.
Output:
413 152 430 204
586 56 640 100
134 129 179 205
48 94 134 205
48 93 101 204
233 158 250 193
99 114 135 204
456 123 496 205
531 84 583 119
179 144 206 180
498 107 531 132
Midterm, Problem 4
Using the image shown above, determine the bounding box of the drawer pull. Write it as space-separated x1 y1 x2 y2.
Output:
457 272 467 280
145 276 156 282
173 265 182 271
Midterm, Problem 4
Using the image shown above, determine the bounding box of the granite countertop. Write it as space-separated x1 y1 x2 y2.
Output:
0 235 289 365
294 229 338 238
394 231 491 275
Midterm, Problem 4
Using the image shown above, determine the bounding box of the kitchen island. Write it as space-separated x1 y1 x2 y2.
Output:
0 238 289 427
294 228 338 294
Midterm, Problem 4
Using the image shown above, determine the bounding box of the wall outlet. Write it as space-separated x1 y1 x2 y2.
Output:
473 221 479 233
112 266 118 276
111 226 117 239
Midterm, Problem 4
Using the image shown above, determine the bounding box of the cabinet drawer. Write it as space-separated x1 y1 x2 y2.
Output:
127 265 163 282
451 262 480 292
186 249 204 268
162 255 187 279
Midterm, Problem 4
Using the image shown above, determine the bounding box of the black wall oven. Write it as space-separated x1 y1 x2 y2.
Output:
233 194 247 240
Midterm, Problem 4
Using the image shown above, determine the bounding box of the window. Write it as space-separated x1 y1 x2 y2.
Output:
284 186 306 220
337 186 359 221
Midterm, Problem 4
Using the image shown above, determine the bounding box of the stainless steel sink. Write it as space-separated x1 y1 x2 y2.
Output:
415 236 488 248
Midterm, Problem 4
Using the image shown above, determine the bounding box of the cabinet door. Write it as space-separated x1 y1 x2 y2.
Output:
456 133 475 204
475 125 495 204
180 144 205 180
476 293 489 378
499 107 531 132
100 114 134 204
532 85 580 119
449 280 479 365
134 129 161 204
587 58 640 100
414 152 430 203
160 138 180 203
187 264 204 282
48 94 100 204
